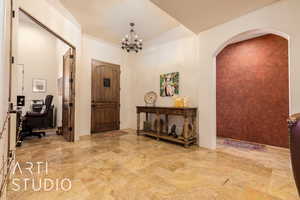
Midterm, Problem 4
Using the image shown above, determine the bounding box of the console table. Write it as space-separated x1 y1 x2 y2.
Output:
136 106 198 147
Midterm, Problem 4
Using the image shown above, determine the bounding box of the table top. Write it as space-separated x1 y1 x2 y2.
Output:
137 106 197 110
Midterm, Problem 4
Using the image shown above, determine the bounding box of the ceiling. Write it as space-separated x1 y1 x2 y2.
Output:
150 0 280 34
58 0 280 44
47 0 81 28
59 0 180 43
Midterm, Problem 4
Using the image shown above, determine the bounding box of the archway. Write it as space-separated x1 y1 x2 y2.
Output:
213 29 290 148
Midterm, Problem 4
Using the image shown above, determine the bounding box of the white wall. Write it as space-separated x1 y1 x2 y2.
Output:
14 0 300 149
16 0 134 138
17 19 59 111
79 34 134 135
135 34 198 107
0 0 9 125
0 1 11 199
16 17 70 127
132 0 300 149
197 0 300 149
132 29 198 134
17 0 82 140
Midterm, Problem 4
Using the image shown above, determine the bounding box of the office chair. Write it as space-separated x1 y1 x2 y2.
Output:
20 95 54 140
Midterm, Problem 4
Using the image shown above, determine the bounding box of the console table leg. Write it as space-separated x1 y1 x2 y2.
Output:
183 116 189 139
192 117 196 137
192 116 198 145
137 113 140 136
183 116 189 147
166 114 169 134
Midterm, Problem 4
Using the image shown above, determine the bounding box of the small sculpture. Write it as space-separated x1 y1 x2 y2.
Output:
169 124 178 138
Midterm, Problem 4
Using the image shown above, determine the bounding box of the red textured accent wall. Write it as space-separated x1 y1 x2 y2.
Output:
216 34 289 148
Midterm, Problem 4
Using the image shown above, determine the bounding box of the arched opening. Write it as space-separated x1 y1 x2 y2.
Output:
213 29 290 148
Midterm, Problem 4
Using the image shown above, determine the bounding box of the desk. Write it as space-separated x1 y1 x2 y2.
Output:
136 106 198 147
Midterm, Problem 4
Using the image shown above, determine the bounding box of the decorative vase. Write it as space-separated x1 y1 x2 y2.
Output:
287 114 300 196
173 96 184 108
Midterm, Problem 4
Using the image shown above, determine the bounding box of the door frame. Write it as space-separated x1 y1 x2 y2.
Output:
9 7 76 142
91 59 121 133
62 48 76 142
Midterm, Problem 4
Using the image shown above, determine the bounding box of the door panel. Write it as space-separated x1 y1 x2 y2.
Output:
91 60 120 133
62 48 74 141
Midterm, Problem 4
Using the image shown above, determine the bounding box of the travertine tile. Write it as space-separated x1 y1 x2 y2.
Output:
7 129 299 200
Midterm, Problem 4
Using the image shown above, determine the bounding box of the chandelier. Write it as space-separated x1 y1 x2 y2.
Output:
121 23 143 53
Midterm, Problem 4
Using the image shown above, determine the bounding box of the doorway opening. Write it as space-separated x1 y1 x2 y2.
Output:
91 59 120 133
11 8 76 145
214 30 289 148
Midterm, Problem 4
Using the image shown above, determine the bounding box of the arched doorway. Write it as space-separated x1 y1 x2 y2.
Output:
215 30 289 148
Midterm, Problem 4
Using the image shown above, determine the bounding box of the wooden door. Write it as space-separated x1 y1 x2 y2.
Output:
62 48 75 141
91 60 120 133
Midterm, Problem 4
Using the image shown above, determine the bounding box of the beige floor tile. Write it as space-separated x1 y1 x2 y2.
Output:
7 129 300 200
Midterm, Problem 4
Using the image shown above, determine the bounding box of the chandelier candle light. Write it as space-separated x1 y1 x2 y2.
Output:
121 23 143 53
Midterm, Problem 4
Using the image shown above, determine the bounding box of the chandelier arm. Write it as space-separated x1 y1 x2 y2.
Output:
121 22 142 53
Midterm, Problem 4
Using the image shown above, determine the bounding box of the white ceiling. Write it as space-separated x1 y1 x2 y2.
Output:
150 0 280 34
46 0 81 28
58 0 280 44
59 0 180 43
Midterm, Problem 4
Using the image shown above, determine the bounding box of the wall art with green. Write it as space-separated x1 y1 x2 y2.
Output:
160 72 179 97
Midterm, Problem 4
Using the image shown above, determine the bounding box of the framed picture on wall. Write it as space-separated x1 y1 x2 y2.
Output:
32 79 47 93
160 72 179 97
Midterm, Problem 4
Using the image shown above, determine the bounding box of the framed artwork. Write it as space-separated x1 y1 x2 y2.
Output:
160 72 179 97
32 79 47 93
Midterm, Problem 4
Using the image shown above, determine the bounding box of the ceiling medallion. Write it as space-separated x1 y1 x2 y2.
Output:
121 23 143 53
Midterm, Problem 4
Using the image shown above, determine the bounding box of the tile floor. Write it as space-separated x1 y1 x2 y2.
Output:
7 129 299 200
